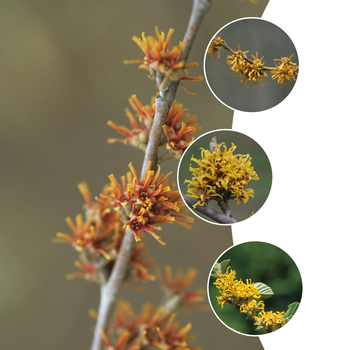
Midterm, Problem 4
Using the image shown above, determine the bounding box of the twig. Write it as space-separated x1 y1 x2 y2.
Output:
184 196 237 224
221 42 299 71
90 1 211 349
142 0 211 173
215 197 233 218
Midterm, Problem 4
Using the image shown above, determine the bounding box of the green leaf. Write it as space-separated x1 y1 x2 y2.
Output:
210 259 231 278
283 302 300 323
210 264 220 278
219 259 231 273
255 325 265 332
254 282 274 298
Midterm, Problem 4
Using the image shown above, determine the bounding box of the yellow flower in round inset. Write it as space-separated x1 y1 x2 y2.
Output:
240 299 265 315
254 310 286 332
226 46 250 74
271 54 299 85
207 33 226 60
213 267 237 290
226 47 269 86
233 279 261 301
185 142 259 209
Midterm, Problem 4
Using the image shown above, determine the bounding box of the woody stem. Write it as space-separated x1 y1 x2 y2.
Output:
184 196 237 224
142 0 211 174
90 1 211 350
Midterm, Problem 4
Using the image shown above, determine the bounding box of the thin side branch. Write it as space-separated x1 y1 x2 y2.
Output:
184 196 237 224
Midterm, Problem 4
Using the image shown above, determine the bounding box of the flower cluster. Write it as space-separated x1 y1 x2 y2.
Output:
214 268 261 310
157 265 207 312
254 310 286 333
213 266 287 333
99 161 194 245
184 141 259 209
226 47 269 86
124 27 203 94
108 95 201 160
271 54 299 85
55 182 122 261
56 20 206 350
207 37 299 87
207 33 226 60
55 183 156 287
101 300 200 350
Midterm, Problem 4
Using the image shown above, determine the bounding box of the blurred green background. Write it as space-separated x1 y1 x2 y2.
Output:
178 130 272 223
205 18 299 112
0 1 270 350
208 242 302 335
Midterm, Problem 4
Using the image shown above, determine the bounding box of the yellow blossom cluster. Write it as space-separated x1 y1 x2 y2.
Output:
214 267 261 310
207 36 299 87
254 310 286 333
271 54 299 85
213 266 287 333
207 33 226 60
185 142 259 209
226 47 269 86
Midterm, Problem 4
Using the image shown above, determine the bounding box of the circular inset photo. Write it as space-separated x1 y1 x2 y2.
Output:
208 242 302 336
178 129 272 225
204 17 299 112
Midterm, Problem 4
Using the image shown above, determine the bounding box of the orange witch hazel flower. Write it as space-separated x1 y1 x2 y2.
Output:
157 265 207 311
124 27 203 94
162 100 201 159
107 95 152 151
124 242 156 290
55 183 122 260
100 329 141 350
99 161 194 245
56 182 156 287
106 300 200 350
108 95 201 159
66 254 100 283
54 213 118 261
64 235 156 288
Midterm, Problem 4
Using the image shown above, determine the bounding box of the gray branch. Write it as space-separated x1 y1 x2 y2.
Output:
184 196 237 224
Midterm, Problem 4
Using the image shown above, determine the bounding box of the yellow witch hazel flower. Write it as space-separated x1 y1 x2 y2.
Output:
207 33 226 60
226 47 269 87
271 54 299 85
211 261 299 334
213 267 261 309
209 36 299 87
254 310 286 332
185 138 259 209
